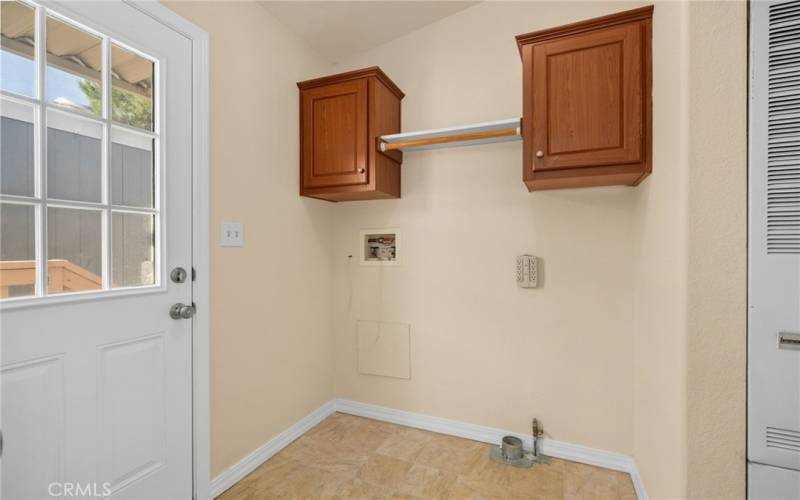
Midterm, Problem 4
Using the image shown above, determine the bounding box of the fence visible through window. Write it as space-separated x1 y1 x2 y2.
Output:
0 0 160 300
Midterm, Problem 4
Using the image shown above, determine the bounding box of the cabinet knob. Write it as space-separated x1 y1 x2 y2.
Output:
358 168 365 174
535 150 544 158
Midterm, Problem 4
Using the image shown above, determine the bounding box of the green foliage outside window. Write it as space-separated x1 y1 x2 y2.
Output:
79 79 152 130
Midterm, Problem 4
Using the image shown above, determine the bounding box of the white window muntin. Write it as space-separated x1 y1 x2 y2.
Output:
0 0 163 303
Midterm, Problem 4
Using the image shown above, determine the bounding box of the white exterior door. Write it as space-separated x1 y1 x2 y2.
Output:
750 0 800 497
0 1 194 498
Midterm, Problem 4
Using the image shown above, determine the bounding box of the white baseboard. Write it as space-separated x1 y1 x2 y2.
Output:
210 398 647 500
335 399 648 500
209 400 336 498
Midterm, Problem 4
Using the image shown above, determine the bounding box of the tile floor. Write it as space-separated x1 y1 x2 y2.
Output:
219 412 636 499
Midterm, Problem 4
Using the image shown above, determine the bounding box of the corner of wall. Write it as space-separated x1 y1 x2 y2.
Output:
162 0 339 478
685 1 748 498
631 0 691 496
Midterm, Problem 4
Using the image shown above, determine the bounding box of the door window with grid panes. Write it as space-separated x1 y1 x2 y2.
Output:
0 0 160 300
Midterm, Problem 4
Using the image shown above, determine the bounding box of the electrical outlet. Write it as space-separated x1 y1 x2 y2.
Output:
516 255 538 288
220 221 244 247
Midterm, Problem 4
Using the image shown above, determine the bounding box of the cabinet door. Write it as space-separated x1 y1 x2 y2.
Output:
302 79 368 188
530 23 643 171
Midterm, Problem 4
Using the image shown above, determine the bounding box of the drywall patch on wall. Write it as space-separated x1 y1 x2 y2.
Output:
357 321 411 379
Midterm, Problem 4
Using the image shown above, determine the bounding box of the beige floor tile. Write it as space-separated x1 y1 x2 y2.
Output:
310 414 395 456
305 414 369 449
502 462 564 498
615 471 638 499
282 437 369 474
357 453 414 491
415 433 485 475
441 477 491 500
334 477 391 499
395 464 457 499
460 448 508 484
254 462 342 499
356 415 406 434
448 475 528 500
562 461 626 500
346 425 394 454
218 481 259 500
374 426 433 462
235 457 300 492
221 413 637 500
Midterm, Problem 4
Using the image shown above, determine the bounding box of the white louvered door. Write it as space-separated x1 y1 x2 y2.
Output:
749 0 800 487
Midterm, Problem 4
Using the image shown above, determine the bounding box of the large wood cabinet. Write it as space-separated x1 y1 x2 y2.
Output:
517 6 653 190
298 67 403 201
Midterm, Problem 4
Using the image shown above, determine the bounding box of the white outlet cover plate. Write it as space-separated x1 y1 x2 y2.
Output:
221 221 244 247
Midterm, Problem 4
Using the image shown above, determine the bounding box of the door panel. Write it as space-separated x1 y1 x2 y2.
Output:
532 23 642 170
749 463 800 499
0 1 194 498
302 79 368 188
97 334 166 494
547 42 623 154
1 356 65 500
749 0 800 476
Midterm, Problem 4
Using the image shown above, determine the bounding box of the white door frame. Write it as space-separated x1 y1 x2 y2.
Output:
120 2 210 498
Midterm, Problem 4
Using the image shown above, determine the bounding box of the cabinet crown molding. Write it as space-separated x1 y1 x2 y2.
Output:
297 66 405 100
515 5 654 54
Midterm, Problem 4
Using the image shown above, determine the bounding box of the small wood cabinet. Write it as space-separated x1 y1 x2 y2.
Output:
516 6 653 190
298 67 404 201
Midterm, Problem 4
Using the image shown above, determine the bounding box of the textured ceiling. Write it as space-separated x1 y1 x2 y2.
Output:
259 1 479 63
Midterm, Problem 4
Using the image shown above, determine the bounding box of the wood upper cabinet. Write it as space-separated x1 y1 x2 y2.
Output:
517 6 653 190
298 67 403 202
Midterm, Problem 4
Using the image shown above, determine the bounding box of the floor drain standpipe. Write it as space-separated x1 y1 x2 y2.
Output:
489 435 533 468
489 418 549 468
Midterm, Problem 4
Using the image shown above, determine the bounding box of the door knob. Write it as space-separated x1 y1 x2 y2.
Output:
170 303 196 320
536 150 544 158
358 168 366 174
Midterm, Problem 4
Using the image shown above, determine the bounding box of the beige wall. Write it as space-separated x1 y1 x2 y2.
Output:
163 1 336 477
330 2 747 499
631 1 690 496
162 1 748 496
331 0 654 474
686 2 748 498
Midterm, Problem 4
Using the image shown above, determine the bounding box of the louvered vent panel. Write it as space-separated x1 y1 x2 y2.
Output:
768 1 800 253
766 426 800 453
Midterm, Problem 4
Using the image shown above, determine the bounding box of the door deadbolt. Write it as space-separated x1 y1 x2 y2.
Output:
170 267 188 283
170 303 196 320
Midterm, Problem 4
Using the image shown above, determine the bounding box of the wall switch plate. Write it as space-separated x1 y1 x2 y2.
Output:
220 221 244 247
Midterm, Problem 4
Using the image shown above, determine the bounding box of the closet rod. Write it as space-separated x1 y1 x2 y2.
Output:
380 127 519 152
379 118 521 153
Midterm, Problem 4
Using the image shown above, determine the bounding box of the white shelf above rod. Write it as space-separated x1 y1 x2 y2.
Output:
379 118 521 153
